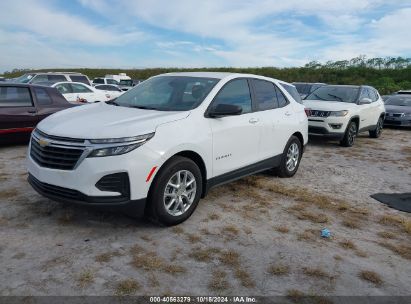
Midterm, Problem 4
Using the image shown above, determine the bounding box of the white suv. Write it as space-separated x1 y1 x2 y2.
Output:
304 85 385 146
27 72 308 225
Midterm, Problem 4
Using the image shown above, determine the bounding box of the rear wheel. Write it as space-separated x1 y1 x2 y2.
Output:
369 116 383 138
275 136 302 178
147 156 202 226
340 121 357 147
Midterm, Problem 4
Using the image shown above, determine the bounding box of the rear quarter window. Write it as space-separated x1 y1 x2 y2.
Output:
0 87 33 107
70 75 89 85
34 87 53 105
280 83 303 104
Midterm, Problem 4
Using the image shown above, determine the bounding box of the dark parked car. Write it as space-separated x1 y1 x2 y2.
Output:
293 82 326 99
0 83 73 144
384 94 411 127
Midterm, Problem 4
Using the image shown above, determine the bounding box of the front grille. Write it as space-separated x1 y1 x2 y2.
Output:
30 138 84 170
28 173 81 200
309 126 328 134
310 110 331 118
387 113 405 118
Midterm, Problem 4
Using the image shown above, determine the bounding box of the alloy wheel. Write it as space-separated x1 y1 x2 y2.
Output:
286 142 300 172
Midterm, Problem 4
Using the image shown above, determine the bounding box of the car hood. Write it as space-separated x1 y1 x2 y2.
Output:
37 102 190 139
303 100 358 111
385 105 411 113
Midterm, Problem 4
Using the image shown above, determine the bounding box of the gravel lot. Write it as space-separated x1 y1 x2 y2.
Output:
0 128 410 297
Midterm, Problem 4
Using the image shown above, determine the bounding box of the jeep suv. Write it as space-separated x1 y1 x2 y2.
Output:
27 72 308 225
304 85 385 147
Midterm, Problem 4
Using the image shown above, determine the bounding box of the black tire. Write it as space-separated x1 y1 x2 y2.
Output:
340 121 357 147
275 136 303 178
369 116 383 138
147 156 202 226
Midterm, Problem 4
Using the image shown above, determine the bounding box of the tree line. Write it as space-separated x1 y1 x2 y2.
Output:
2 56 411 94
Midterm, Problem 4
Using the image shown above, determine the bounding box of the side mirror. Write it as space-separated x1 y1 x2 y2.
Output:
360 98 372 104
208 104 242 118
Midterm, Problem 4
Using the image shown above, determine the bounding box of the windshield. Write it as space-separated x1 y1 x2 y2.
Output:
13 73 35 83
385 95 411 106
114 76 219 111
119 79 133 86
305 85 359 103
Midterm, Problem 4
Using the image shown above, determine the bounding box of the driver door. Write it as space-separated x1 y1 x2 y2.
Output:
207 79 260 177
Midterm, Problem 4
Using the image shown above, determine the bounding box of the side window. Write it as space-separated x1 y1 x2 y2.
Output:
371 89 379 102
212 79 252 114
252 79 278 111
281 83 302 104
48 75 66 82
30 75 48 84
71 83 92 93
34 88 52 105
0 87 32 107
55 83 72 94
275 86 289 108
359 88 368 101
93 78 104 84
69 75 89 84
107 79 119 85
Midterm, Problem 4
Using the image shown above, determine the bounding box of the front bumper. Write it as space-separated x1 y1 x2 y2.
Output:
308 117 347 140
384 117 411 126
28 173 146 216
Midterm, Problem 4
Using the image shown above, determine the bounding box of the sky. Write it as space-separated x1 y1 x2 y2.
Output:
1 0 411 72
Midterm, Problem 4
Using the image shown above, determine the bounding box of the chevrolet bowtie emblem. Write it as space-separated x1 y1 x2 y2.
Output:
38 138 50 147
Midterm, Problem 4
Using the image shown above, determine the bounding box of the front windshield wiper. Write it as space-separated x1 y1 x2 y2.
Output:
327 93 344 102
129 105 159 110
106 100 119 106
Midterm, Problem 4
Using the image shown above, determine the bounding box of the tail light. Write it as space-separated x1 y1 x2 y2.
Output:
304 108 312 117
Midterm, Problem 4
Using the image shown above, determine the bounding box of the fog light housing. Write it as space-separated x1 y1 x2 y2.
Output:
329 123 343 129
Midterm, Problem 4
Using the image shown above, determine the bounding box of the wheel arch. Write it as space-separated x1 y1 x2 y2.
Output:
349 115 360 133
291 131 304 147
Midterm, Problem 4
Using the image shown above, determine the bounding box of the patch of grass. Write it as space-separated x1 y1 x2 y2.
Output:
355 250 368 258
77 269 94 288
188 247 221 262
208 270 229 291
171 226 184 234
268 264 290 276
378 241 411 260
339 240 356 250
131 251 164 270
302 267 332 279
243 227 253 235
377 231 396 239
219 249 240 266
286 289 305 302
115 278 140 295
234 268 255 288
95 251 122 263
333 255 343 261
0 188 19 199
208 212 220 220
342 218 361 229
295 210 329 223
163 264 187 274
358 270 383 286
57 212 74 225
378 215 411 235
221 224 240 236
186 233 201 243
275 225 290 233
140 235 152 241
297 229 317 242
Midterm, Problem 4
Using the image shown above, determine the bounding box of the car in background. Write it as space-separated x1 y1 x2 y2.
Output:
118 79 136 91
279 83 303 104
51 82 113 104
0 77 6 82
304 85 385 146
0 83 73 144
92 77 120 86
10 72 92 86
27 72 308 225
94 84 124 99
383 94 411 127
293 82 326 99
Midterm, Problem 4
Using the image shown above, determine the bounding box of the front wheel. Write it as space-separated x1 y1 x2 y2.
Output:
275 136 302 178
340 121 357 147
369 117 383 138
147 156 202 226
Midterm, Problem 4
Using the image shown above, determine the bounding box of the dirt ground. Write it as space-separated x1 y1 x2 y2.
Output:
0 128 410 298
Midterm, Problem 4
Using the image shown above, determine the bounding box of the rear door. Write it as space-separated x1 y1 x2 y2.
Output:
207 78 260 177
250 79 294 159
0 86 38 136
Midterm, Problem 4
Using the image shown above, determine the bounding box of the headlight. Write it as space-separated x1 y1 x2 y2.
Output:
329 110 348 117
88 133 154 157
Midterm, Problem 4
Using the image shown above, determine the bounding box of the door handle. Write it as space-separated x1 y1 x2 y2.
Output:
27 110 37 115
285 111 292 116
249 118 259 124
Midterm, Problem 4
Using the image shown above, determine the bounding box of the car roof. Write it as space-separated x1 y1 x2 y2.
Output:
0 82 54 89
